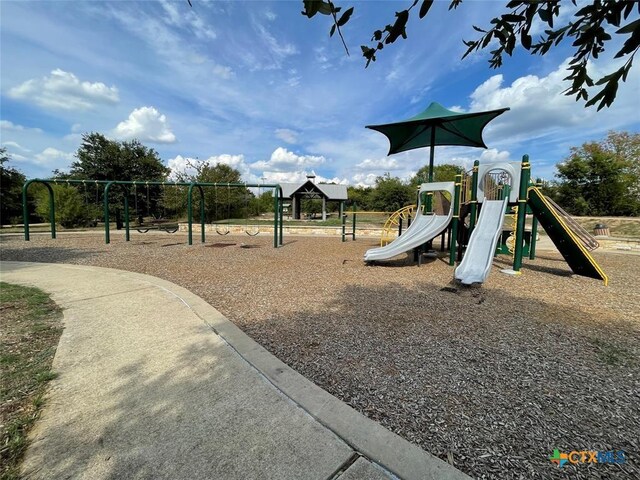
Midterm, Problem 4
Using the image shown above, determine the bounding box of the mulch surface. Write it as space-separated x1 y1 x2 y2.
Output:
1 233 638 479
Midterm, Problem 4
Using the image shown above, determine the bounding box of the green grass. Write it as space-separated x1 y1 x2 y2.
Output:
0 283 63 480
573 217 640 239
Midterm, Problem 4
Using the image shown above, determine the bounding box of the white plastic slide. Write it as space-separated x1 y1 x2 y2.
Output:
454 197 509 285
364 182 455 262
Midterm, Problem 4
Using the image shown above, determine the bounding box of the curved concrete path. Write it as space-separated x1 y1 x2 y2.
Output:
0 261 469 480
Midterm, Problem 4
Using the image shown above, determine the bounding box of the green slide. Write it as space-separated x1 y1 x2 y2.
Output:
527 187 608 285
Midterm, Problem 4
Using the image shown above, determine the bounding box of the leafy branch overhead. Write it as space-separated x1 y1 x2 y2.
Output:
302 0 640 110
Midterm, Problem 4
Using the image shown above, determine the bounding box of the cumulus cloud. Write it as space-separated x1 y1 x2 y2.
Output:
261 171 348 185
467 57 639 142
250 147 325 172
167 153 250 179
113 107 176 143
33 147 74 166
8 69 119 110
274 129 299 144
0 120 43 133
351 173 379 187
355 158 401 171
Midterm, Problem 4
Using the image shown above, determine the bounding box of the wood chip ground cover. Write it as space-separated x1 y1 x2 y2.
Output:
1 234 638 479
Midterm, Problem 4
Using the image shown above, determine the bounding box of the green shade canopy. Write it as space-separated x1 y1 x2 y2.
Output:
366 102 509 155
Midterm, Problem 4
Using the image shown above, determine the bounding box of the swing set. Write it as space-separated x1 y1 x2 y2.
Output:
213 183 262 236
21 179 285 248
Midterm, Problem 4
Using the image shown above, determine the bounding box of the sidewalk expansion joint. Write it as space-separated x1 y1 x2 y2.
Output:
63 285 156 304
327 452 361 479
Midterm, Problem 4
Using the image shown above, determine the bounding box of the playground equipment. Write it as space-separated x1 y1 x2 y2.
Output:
364 182 456 262
380 204 417 247
454 189 510 284
21 179 285 248
369 156 607 286
214 184 231 235
458 156 607 284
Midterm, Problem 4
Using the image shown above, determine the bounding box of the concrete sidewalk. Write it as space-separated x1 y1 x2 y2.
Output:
0 261 469 480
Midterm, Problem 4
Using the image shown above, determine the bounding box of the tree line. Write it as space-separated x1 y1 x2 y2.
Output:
1 130 638 228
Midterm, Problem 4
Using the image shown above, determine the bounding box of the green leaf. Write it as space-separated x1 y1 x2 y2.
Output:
317 1 332 15
521 30 532 49
616 18 640 35
337 7 354 26
330 24 336 37
502 14 525 23
419 0 433 19
302 0 320 18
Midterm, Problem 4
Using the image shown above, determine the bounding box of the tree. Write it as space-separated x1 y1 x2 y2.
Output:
0 148 26 226
302 0 640 110
70 133 170 227
170 159 249 222
410 163 463 186
347 185 373 211
555 131 639 216
370 173 414 211
35 184 95 228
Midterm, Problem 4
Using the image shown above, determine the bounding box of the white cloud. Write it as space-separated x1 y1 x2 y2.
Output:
8 69 119 110
261 171 348 185
159 0 216 41
212 64 235 79
113 107 176 143
168 153 251 180
351 173 378 187
2 141 30 152
275 129 299 144
34 147 74 166
355 158 401 171
479 148 512 163
0 120 43 133
468 57 640 143
250 147 325 172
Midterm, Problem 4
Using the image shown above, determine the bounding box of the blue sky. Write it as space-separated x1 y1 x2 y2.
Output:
1 0 638 186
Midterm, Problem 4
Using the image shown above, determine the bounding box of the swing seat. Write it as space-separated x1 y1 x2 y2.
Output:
135 223 179 234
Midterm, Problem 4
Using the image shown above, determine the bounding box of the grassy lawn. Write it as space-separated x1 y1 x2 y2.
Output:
0 283 63 480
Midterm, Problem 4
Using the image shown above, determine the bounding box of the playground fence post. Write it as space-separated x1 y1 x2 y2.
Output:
513 156 530 271
449 174 462 266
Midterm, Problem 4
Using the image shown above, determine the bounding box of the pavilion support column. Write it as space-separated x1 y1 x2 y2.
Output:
292 196 299 220
322 197 326 220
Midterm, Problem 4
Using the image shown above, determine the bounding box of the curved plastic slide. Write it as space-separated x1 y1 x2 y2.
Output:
455 197 509 285
364 182 454 262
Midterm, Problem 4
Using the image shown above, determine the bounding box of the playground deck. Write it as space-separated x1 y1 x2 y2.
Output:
1 233 638 480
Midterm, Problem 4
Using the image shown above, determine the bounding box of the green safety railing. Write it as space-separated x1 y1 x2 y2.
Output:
22 179 284 248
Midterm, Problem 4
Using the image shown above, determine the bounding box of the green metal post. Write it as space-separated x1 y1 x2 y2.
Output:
528 180 540 260
104 181 115 244
469 160 479 235
187 183 195 245
22 180 56 241
198 185 205 243
273 187 278 248
124 191 130 242
22 181 31 241
449 174 462 266
279 186 283 246
513 156 531 271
